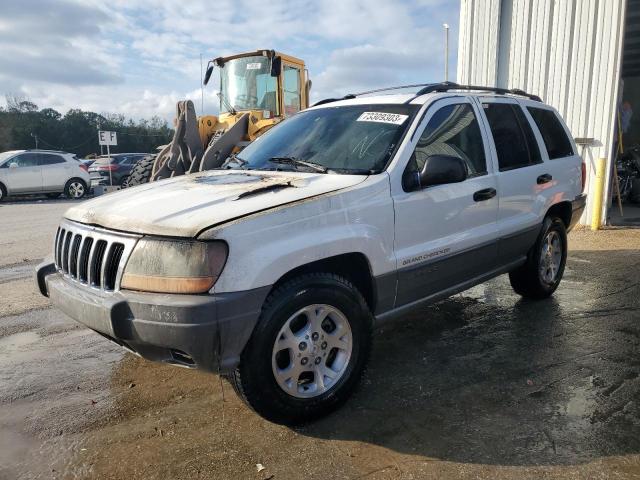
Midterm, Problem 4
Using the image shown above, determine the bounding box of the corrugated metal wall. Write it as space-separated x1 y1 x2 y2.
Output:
457 0 627 225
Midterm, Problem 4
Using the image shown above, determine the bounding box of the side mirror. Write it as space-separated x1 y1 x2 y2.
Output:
203 64 214 86
403 154 467 191
270 56 282 77
9 162 18 169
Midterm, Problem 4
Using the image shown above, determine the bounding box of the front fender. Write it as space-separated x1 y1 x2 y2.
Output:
200 175 396 293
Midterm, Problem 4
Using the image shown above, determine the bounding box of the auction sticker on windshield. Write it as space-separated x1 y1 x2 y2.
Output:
246 63 262 70
357 112 409 125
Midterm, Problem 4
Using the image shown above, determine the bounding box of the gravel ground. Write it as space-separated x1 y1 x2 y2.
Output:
0 199 639 479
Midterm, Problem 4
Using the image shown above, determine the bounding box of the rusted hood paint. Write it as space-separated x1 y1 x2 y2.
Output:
64 170 367 237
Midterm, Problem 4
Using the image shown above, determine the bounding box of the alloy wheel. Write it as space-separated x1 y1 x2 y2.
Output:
272 304 353 398
539 230 562 284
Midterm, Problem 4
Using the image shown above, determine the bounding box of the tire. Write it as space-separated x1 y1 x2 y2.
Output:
0 183 6 202
509 216 567 299
125 155 155 187
228 273 373 425
64 178 86 199
46 192 61 199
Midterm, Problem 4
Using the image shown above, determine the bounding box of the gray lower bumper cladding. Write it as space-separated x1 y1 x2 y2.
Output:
36 261 270 374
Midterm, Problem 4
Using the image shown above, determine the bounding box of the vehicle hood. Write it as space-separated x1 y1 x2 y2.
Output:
64 170 367 237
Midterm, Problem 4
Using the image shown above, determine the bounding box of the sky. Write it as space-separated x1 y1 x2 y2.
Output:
0 0 460 123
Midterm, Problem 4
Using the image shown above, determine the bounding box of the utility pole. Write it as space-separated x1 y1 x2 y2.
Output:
200 53 204 115
30 132 39 149
443 23 450 82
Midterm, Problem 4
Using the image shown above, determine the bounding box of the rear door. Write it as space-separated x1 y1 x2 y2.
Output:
39 153 69 190
4 153 42 193
475 97 548 262
392 97 499 307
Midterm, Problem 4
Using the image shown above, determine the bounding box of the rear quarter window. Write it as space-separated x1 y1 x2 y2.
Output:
527 107 574 159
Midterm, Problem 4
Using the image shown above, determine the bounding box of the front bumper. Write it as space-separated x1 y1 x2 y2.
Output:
36 261 270 374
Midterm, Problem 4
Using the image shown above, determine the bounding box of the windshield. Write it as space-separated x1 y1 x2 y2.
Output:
220 56 278 114
234 104 418 173
0 151 19 165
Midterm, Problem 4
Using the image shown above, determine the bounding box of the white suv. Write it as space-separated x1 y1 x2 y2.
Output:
36 83 586 424
0 149 90 201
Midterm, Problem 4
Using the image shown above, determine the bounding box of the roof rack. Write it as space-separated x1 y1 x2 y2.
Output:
312 82 542 107
408 82 542 102
312 83 433 107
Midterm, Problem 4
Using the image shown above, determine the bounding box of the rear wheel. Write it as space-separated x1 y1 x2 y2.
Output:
64 179 86 199
0 183 6 202
228 273 373 424
125 155 155 187
509 216 567 298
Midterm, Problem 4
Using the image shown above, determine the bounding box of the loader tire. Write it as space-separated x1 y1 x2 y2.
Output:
125 155 156 187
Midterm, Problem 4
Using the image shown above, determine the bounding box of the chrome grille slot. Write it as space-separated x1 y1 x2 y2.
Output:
52 219 140 292
104 243 124 291
61 231 72 273
78 237 93 283
91 240 108 287
69 235 82 278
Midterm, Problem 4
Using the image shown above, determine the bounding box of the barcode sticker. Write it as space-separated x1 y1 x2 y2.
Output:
356 112 408 125
246 62 262 70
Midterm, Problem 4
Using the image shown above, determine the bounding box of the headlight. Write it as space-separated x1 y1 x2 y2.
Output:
121 239 228 294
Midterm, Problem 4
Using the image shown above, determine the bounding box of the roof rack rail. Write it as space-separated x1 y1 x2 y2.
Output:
410 82 542 102
312 82 542 108
312 83 435 107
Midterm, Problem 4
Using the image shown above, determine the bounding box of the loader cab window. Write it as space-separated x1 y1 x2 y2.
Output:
283 65 301 117
220 56 278 116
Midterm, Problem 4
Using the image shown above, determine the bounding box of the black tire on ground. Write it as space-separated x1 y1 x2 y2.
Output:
46 192 61 199
0 183 6 202
64 178 87 199
509 216 567 299
125 155 155 187
228 273 373 425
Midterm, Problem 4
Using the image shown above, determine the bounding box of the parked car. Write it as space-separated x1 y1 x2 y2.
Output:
88 153 149 187
36 84 586 424
0 149 90 201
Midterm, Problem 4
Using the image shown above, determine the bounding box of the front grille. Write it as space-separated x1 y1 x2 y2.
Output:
53 220 140 291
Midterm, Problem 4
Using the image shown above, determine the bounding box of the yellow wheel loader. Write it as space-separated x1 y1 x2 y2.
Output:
126 49 311 186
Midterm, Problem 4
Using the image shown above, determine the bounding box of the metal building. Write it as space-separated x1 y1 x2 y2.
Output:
457 0 639 225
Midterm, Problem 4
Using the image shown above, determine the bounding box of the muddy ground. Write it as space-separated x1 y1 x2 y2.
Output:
1 198 639 479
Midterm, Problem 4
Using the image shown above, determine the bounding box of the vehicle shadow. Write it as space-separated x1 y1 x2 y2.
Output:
299 249 640 466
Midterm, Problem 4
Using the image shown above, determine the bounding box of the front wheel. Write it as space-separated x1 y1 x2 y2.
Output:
228 273 373 424
509 216 567 299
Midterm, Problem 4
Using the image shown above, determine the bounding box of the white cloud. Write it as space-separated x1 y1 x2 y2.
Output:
1 0 459 122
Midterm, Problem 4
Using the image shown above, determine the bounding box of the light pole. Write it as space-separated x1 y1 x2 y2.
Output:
30 132 39 149
443 23 450 82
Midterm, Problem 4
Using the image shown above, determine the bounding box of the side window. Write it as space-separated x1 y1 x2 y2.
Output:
527 107 574 159
39 154 66 166
483 103 541 170
410 103 487 176
283 65 301 117
12 153 40 167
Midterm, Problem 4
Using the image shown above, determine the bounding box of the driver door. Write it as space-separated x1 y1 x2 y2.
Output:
391 98 499 307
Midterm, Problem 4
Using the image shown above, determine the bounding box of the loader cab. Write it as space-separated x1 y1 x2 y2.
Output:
213 50 309 123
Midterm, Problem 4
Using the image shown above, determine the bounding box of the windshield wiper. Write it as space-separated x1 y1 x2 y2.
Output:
217 92 237 115
268 156 328 173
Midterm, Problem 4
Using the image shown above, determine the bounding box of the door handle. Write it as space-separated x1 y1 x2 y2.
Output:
537 173 553 184
473 188 497 202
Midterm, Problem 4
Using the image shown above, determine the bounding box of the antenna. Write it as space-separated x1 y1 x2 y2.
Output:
443 23 450 82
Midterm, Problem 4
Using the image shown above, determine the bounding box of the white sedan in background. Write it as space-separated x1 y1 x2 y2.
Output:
0 150 91 201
